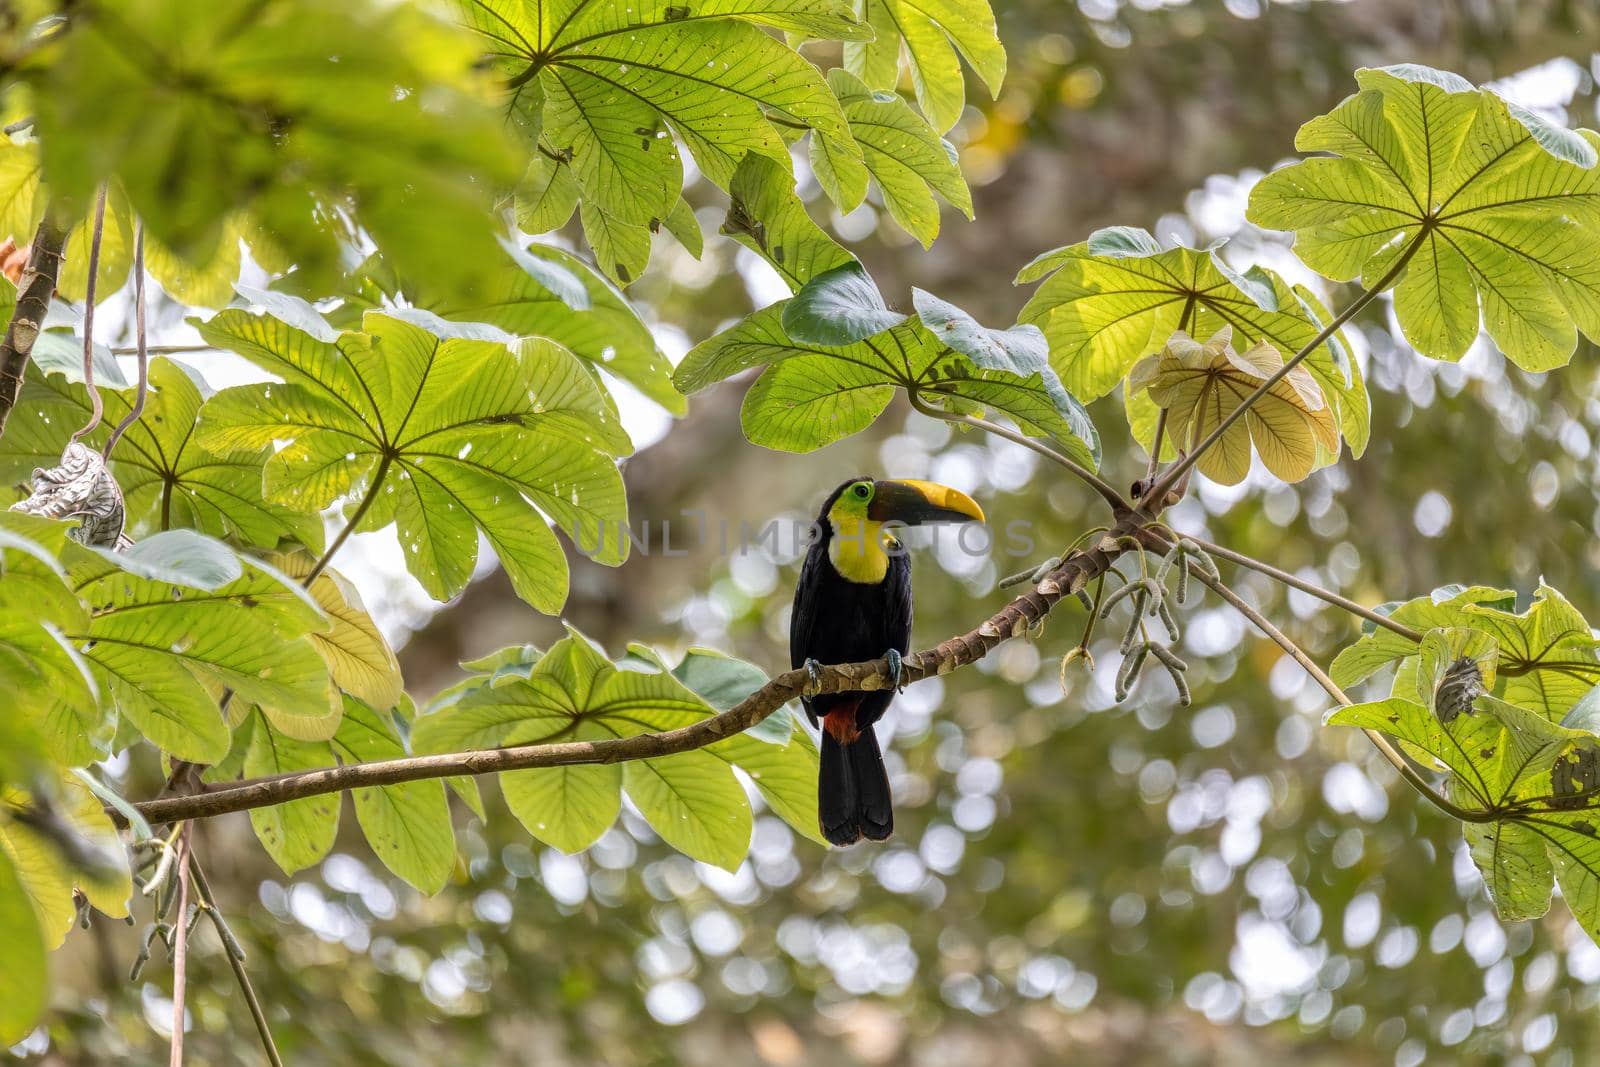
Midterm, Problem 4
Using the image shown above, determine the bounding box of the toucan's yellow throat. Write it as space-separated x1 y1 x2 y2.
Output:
825 478 985 584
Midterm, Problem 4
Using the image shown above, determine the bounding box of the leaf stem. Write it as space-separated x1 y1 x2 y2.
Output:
906 391 1128 511
1180 533 1423 642
104 222 150 457
71 185 110 443
188 855 284 1067
1144 231 1427 508
1178 550 1486 823
168 826 191 1067
303 455 392 586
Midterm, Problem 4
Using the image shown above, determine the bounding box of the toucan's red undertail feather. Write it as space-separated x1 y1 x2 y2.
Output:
822 704 862 744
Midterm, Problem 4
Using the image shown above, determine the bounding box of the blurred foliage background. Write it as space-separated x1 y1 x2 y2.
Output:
20 1 1600 1064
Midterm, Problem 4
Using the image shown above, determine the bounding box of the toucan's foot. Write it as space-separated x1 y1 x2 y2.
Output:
804 657 824 695
885 648 904 693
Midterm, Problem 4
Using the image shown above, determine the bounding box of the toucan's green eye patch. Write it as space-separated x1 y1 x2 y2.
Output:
852 482 872 500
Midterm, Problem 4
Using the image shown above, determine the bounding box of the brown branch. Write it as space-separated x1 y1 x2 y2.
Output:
188 854 283 1067
131 516 1143 825
0 217 66 437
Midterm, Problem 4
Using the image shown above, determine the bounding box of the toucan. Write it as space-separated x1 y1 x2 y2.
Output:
791 477 986 846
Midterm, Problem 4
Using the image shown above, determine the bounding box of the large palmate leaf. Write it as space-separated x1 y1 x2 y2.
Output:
720 153 857 293
0 357 323 552
844 0 1006 134
810 69 972 247
195 296 628 613
31 0 521 303
0 777 133 950
1016 226 1370 458
1248 65 1600 369
681 264 1099 463
264 553 404 714
0 845 45 1045
1332 583 1600 721
0 515 96 741
457 0 861 283
332 698 456 894
414 628 823 865
52 532 334 764
1127 326 1337 485
242 712 341 876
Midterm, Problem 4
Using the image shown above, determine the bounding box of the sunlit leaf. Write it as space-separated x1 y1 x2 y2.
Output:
1247 65 1600 369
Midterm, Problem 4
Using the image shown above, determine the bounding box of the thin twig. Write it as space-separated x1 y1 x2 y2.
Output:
104 222 149 457
109 344 212 356
1144 233 1427 507
1181 533 1423 642
189 855 284 1067
906 391 1129 512
303 454 393 585
168 827 191 1067
71 185 111 442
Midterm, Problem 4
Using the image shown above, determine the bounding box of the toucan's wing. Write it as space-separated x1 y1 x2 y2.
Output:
790 545 828 725
884 551 913 655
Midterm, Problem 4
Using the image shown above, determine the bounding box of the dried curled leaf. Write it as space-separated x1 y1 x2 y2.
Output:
1128 326 1338 485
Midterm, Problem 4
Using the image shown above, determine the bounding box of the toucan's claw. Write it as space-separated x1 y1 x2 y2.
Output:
804 657 824 695
885 648 904 693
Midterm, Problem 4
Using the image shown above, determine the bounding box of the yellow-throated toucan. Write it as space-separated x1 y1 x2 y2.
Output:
791 477 985 845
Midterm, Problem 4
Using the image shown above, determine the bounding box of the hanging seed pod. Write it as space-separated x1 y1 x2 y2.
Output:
1155 542 1183 586
1149 642 1189 674
1179 539 1219 580
1153 593 1180 642
1115 644 1149 702
1176 559 1192 605
1119 605 1144 654
1099 577 1142 613
1075 589 1094 610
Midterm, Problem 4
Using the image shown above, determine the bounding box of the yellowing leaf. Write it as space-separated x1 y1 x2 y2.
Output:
1128 326 1336 486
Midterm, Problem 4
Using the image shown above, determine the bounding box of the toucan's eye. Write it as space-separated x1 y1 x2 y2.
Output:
853 483 871 499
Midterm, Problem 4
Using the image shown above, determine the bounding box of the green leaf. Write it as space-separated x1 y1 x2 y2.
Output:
462 0 859 276
32 0 521 306
624 750 753 872
723 309 1099 463
1017 229 1370 459
143 222 244 310
246 712 340 875
415 628 810 861
721 153 856 293
515 153 581 234
0 138 42 245
1247 65 1600 369
845 0 1005 134
429 242 683 414
1464 817 1555 921
62 532 335 759
1330 583 1600 720
813 69 972 245
197 305 629 610
0 516 97 732
0 846 46 1045
332 698 455 894
783 262 908 345
1 358 323 551
500 721 622 855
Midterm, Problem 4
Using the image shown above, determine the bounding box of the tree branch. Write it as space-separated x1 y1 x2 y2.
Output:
0 217 66 437
131 517 1146 825
1180 533 1423 642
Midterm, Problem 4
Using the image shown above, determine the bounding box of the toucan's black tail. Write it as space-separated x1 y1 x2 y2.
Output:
819 729 893 846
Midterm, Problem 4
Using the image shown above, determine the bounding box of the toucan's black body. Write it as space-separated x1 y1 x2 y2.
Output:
790 480 913 846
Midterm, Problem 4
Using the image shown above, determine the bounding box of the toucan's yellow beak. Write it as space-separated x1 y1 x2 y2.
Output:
868 479 985 525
